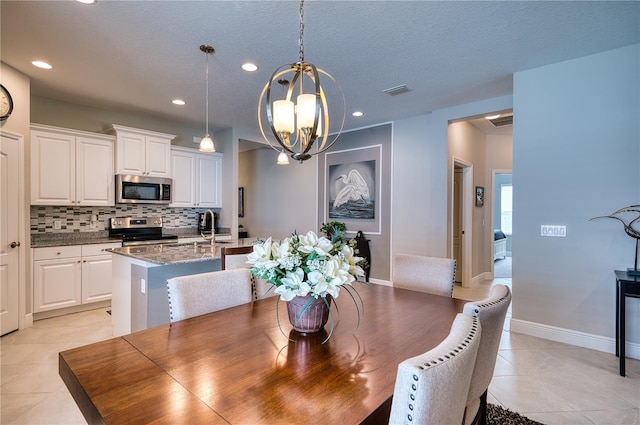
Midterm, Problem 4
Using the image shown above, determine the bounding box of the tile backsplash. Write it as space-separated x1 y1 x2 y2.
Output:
30 205 220 234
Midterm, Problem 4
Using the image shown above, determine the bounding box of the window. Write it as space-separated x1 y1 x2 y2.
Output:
501 184 512 235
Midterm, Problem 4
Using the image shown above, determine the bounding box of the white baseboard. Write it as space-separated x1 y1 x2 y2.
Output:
511 318 640 360
20 313 33 330
369 278 391 287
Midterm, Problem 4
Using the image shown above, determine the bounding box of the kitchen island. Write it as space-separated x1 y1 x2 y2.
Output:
110 241 249 336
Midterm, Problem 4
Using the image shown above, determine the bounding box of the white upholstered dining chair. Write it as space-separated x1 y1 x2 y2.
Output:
388 313 481 425
220 245 277 300
220 245 253 270
462 284 512 425
166 268 253 322
392 254 457 297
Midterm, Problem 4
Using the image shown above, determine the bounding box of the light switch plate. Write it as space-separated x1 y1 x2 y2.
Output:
54 220 61 230
541 225 566 237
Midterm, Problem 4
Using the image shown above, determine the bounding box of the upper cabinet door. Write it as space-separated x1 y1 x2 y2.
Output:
31 130 76 205
196 154 222 208
170 149 196 207
76 136 114 206
144 135 171 177
115 131 146 176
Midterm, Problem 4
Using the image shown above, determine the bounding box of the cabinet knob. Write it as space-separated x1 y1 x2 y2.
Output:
9 241 20 248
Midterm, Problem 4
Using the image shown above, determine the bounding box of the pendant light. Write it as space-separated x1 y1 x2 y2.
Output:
258 0 345 163
199 44 216 153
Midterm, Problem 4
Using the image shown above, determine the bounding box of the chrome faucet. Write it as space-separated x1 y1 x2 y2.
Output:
201 210 216 246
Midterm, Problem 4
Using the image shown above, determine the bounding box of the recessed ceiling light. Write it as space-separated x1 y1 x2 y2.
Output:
172 99 186 106
485 114 500 120
242 63 258 72
76 0 96 4
352 111 363 117
32 61 53 70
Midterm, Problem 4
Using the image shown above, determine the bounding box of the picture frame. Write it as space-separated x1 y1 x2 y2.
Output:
324 144 382 234
238 187 245 217
475 186 484 207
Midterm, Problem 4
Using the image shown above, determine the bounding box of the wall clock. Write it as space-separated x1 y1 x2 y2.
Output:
0 84 14 121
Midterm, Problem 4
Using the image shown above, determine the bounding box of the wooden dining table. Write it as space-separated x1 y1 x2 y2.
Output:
59 283 466 424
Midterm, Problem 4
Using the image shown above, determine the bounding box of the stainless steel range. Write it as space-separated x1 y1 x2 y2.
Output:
109 217 179 246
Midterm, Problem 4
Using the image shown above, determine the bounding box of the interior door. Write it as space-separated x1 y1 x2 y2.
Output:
1 131 21 335
453 166 462 283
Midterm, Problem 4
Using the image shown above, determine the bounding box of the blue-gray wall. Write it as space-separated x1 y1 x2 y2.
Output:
512 44 639 350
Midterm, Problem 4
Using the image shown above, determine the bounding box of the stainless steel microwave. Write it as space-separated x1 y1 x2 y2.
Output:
115 175 172 204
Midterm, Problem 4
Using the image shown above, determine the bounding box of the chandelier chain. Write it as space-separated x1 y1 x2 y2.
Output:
298 0 305 62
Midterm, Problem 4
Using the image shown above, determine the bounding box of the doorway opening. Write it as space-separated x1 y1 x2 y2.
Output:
452 158 473 288
492 170 512 278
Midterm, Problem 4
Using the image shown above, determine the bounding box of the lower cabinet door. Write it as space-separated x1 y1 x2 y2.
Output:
82 254 113 303
34 257 82 312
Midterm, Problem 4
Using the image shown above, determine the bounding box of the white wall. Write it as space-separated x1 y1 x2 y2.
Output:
512 44 640 353
31 96 204 147
239 147 318 241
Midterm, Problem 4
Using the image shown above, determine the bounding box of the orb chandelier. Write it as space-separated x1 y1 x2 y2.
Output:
258 0 345 163
199 44 216 153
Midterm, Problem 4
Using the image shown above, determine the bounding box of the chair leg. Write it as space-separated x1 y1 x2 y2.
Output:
479 390 488 425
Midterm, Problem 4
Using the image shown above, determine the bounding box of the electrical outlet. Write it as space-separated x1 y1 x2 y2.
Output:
174 218 180 226
541 225 566 237
54 220 61 230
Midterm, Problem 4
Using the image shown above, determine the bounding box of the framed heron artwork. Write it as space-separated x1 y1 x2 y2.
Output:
329 160 375 220
325 143 382 231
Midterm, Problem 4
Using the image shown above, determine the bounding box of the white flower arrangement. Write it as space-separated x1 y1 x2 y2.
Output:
247 230 366 301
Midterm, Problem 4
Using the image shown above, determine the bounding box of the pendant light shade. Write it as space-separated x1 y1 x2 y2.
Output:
258 0 345 164
277 150 290 165
199 44 216 153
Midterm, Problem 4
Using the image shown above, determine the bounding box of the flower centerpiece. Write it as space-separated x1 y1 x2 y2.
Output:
247 229 366 338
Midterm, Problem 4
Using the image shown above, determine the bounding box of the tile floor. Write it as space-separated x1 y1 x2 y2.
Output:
1 278 638 425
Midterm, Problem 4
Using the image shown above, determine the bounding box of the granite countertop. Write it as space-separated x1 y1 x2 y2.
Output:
30 230 231 248
31 232 121 248
108 241 245 265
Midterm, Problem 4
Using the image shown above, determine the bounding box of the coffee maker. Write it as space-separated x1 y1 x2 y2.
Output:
198 211 218 234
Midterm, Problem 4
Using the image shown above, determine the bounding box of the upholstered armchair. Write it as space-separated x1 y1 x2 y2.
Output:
462 284 512 425
166 268 253 322
389 313 481 425
221 245 276 300
392 254 457 297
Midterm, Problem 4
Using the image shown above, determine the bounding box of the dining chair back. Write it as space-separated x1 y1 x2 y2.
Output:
389 313 481 425
166 268 253 322
221 245 277 300
392 254 457 297
220 245 253 270
462 284 512 425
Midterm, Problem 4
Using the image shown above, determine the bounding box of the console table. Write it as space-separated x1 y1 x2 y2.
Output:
614 270 640 376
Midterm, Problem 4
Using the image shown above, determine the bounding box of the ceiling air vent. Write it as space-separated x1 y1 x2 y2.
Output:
489 115 513 127
383 84 411 96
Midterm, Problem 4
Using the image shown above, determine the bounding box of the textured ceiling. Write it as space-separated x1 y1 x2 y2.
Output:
1 1 638 136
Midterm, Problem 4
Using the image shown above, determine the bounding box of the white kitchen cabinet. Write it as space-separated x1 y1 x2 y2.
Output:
170 146 222 208
31 124 114 206
33 242 120 313
108 124 174 177
81 243 120 303
33 246 82 312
